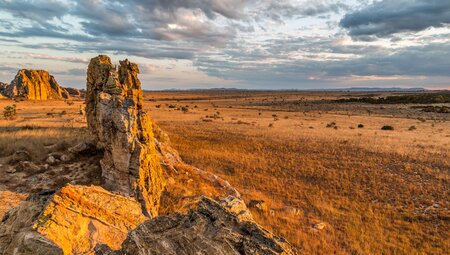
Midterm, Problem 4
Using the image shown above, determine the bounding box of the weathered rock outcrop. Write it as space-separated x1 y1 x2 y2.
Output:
4 70 70 100
34 185 147 255
0 194 63 255
0 82 7 97
0 185 147 255
85 55 164 217
64 87 83 98
95 196 295 255
0 55 296 255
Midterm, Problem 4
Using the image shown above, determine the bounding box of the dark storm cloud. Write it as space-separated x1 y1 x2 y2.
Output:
340 0 450 38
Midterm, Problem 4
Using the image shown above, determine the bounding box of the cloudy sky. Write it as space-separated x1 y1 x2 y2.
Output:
0 0 449 90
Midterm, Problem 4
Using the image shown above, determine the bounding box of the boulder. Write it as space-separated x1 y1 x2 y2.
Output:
86 55 164 217
0 194 63 255
64 87 81 97
4 70 70 100
33 185 148 254
10 150 31 163
95 196 296 255
219 196 253 222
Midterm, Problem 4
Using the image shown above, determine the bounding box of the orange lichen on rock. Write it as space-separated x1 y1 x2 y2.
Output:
34 185 147 255
0 191 27 219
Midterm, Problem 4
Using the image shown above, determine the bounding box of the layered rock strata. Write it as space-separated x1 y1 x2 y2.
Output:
4 70 70 100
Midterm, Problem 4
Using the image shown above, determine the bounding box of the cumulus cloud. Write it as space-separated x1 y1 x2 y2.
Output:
340 0 450 38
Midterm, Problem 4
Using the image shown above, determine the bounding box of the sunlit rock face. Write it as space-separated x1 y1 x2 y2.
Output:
4 70 70 100
95 197 296 255
85 55 165 217
34 185 147 255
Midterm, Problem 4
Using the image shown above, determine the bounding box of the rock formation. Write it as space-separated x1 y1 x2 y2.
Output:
64 87 84 98
85 55 164 217
4 70 70 100
95 197 295 255
34 185 147 254
0 82 7 97
0 194 63 255
0 55 296 255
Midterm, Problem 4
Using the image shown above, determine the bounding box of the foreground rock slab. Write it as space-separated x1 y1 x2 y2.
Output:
34 185 147 255
96 196 296 255
4 70 70 100
86 55 164 217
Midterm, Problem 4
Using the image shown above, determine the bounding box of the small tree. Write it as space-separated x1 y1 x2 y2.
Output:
3 104 17 120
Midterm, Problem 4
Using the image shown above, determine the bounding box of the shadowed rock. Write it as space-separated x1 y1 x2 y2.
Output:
0 194 63 255
64 87 83 98
4 70 70 100
0 82 7 97
85 55 164 217
95 197 296 255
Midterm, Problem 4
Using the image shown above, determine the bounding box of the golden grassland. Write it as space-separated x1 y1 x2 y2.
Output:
0 91 449 254
145 91 449 255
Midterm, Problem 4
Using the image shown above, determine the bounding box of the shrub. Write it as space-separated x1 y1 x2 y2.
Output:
358 124 364 128
381 125 394 131
408 126 417 131
181 106 189 113
326 122 337 128
3 104 17 120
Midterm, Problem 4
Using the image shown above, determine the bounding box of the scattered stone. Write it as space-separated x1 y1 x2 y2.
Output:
219 196 253 222
46 156 57 165
11 150 31 163
4 69 70 100
18 161 41 173
314 222 327 230
60 154 72 162
6 167 16 173
67 142 96 155
248 199 268 211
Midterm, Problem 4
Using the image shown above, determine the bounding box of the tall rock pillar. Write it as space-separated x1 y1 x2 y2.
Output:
86 55 164 217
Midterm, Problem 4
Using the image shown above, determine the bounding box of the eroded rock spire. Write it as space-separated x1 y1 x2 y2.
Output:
86 55 164 217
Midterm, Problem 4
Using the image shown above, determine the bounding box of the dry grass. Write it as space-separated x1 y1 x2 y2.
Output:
146 91 450 255
0 99 89 161
0 91 449 254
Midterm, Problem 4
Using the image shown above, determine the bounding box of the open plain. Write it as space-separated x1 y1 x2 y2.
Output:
0 90 448 254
